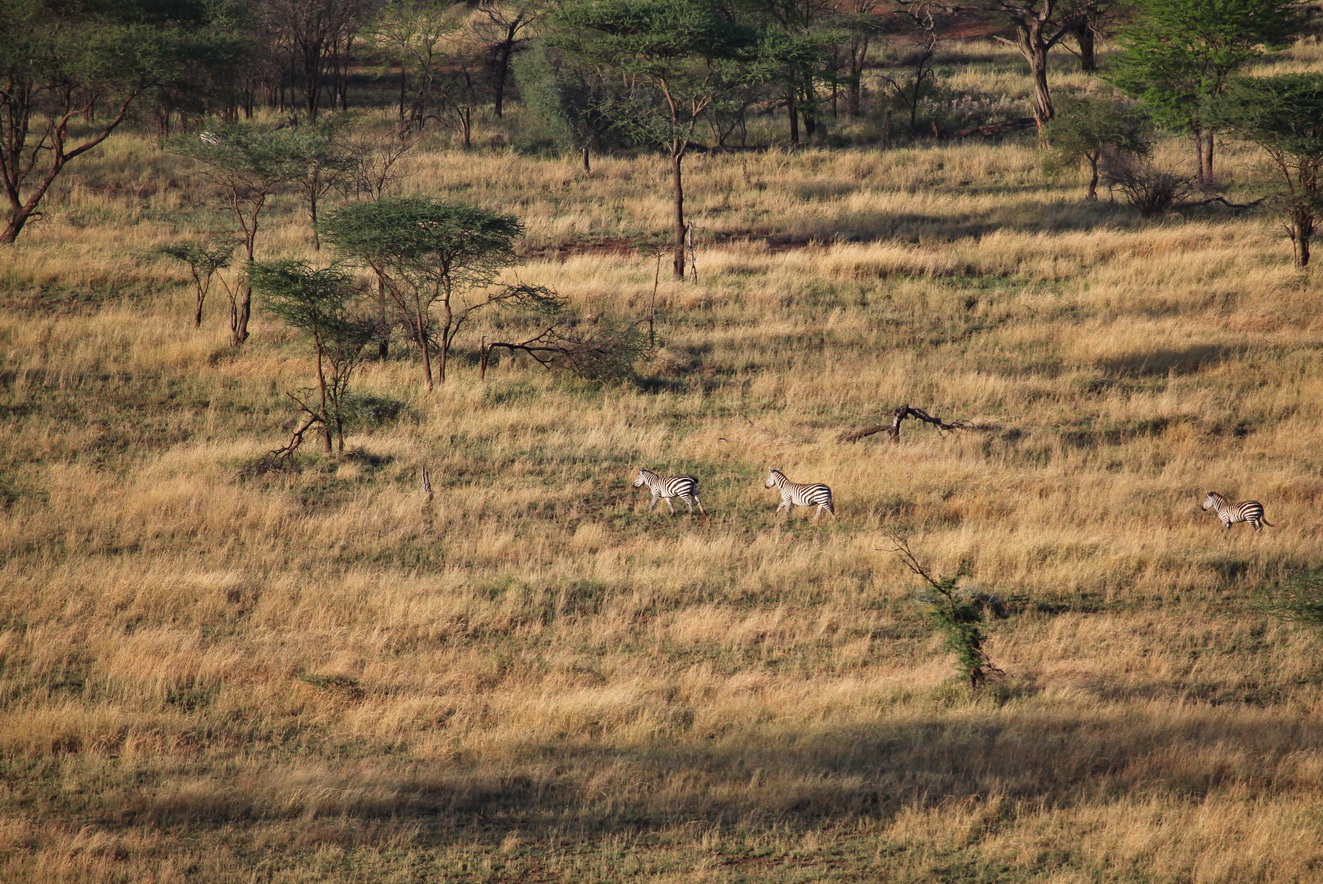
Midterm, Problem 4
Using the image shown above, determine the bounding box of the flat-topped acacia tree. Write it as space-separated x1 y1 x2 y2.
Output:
548 0 757 280
320 197 559 389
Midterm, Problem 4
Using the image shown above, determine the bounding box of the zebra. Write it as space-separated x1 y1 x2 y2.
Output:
1201 491 1274 531
633 467 705 515
764 469 834 522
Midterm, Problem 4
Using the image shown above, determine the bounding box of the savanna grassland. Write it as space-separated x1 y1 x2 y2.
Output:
5 40 1323 884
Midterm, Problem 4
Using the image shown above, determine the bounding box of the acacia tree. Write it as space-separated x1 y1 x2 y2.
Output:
173 125 307 344
0 0 236 243
285 118 357 249
473 0 545 118
878 1 950 135
320 197 559 388
740 0 843 144
549 0 757 280
1214 74 1323 267
156 240 237 328
1043 94 1153 199
250 260 378 456
1110 0 1305 184
366 0 466 131
984 0 1083 126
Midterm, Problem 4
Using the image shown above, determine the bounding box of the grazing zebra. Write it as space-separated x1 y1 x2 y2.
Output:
633 467 705 515
1201 491 1274 531
764 469 835 522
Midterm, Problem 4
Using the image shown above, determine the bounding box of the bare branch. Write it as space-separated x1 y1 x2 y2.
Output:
839 405 992 443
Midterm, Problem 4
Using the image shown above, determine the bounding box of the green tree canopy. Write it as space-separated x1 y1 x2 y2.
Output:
1110 0 1306 182
320 197 554 387
251 259 378 456
1213 74 1323 266
1043 94 1154 199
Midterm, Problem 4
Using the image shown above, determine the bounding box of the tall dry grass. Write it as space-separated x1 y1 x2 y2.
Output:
3 40 1323 883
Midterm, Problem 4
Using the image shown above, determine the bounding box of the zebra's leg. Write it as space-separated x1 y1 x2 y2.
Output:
694 496 706 515
649 493 659 511
683 496 695 514
664 497 675 514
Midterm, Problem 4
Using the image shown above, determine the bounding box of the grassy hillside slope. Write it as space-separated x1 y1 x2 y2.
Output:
3 48 1323 883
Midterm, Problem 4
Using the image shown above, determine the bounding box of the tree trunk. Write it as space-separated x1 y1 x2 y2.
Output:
377 276 390 360
787 93 800 145
1293 207 1314 268
309 178 321 251
492 26 517 118
1086 153 1099 200
418 317 435 390
1073 21 1096 73
0 212 29 244
1028 43 1053 126
671 150 686 281
1202 129 1215 185
399 64 407 121
232 283 251 346
315 342 333 455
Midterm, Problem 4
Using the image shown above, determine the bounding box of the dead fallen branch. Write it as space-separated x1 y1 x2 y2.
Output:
937 118 1037 140
839 404 994 443
1188 195 1263 212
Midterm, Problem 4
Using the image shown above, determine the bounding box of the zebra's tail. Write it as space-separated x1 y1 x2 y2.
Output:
1262 518 1277 528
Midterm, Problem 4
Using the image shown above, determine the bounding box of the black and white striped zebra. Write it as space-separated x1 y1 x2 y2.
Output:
633 467 705 514
765 469 834 521
1202 491 1274 531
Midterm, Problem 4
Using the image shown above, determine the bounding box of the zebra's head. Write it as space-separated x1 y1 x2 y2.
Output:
632 468 649 488
1201 492 1222 511
765 469 783 488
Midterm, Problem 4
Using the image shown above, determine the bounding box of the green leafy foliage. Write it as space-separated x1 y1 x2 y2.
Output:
155 238 237 327
320 198 552 387
320 197 522 293
1043 95 1154 199
1214 74 1323 266
891 536 1004 693
1110 0 1305 179
250 259 379 455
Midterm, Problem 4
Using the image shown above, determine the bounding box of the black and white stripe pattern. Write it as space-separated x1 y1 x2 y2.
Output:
1202 491 1274 531
765 469 834 521
634 467 705 514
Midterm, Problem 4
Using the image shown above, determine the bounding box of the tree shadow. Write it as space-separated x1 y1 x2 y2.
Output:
113 702 1323 846
1095 344 1240 379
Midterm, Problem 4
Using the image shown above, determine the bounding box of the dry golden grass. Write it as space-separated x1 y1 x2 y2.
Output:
4 41 1323 883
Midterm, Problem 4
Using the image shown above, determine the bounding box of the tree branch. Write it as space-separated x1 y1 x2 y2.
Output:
838 404 992 443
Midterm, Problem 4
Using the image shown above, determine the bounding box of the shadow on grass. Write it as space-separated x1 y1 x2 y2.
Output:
1096 343 1241 379
112 703 1323 843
